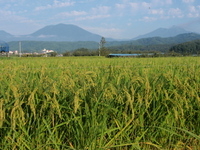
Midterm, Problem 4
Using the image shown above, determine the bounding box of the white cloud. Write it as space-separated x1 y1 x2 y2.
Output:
58 11 87 18
74 6 111 21
0 9 31 23
53 0 72 7
168 8 184 18
139 16 157 22
189 6 196 12
0 10 15 18
115 3 126 9
187 13 199 17
187 5 199 17
151 0 173 6
142 2 151 9
127 23 132 26
115 1 172 16
150 8 164 15
115 3 127 16
166 0 173 4
182 0 195 3
0 9 40 35
91 6 110 15
37 34 56 38
59 5 111 21
130 3 139 11
75 14 110 21
35 0 74 11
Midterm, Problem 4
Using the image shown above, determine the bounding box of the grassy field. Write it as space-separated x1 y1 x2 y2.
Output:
0 56 199 149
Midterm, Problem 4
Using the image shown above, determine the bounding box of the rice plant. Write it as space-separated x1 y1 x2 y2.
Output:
0 56 199 149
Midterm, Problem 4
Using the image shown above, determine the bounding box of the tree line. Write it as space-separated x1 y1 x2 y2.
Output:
7 35 200 57
169 40 200 55
64 39 200 57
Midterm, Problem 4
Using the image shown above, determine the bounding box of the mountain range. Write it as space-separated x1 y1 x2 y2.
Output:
132 26 191 40
0 23 196 42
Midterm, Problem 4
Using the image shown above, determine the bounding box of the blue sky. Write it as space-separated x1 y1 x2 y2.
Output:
0 0 200 39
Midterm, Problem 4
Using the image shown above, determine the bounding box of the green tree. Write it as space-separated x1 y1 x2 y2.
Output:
99 37 106 56
49 52 57 57
63 51 71 56
72 48 91 56
100 37 106 48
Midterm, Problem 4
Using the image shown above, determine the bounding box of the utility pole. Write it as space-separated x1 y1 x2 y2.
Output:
19 41 22 57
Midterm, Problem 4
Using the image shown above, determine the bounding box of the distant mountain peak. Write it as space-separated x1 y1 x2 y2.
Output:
133 26 190 40
0 30 13 41
29 23 102 41
0 30 12 35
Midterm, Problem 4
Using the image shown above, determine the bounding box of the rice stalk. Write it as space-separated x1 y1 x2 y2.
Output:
0 98 5 127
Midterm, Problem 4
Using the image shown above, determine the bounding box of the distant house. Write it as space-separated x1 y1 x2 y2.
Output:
14 50 18 54
9 51 14 54
42 48 54 53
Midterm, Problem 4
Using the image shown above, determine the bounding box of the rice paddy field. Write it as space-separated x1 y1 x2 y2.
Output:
0 56 199 150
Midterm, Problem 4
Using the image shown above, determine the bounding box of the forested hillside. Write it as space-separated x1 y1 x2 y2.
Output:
106 33 200 53
169 40 200 55
8 41 99 53
106 33 200 46
107 44 175 53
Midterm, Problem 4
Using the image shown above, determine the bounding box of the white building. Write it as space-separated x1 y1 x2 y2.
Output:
42 48 54 53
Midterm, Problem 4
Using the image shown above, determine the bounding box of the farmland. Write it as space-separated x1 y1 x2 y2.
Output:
0 56 200 149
